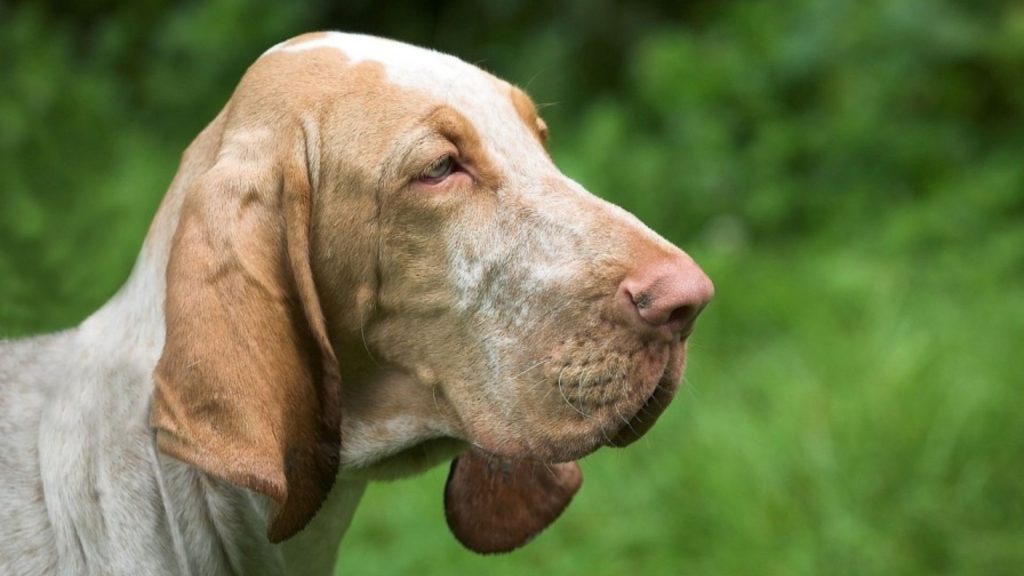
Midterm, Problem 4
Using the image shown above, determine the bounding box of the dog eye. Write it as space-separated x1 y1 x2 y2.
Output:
419 155 454 184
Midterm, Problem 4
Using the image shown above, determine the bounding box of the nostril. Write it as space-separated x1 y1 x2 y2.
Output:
667 304 697 329
631 291 654 311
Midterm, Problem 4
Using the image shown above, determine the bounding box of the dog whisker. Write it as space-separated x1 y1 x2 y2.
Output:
558 366 590 418
511 358 551 380
358 305 383 369
614 405 641 441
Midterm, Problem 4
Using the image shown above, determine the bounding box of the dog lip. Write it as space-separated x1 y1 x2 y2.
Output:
605 381 668 447
605 353 682 448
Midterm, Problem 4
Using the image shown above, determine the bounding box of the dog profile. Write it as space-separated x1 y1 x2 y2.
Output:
0 32 713 575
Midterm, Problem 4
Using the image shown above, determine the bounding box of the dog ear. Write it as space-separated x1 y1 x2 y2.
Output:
151 128 341 543
444 449 582 554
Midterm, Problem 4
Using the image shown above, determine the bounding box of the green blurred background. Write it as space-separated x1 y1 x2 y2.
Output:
2 0 1023 574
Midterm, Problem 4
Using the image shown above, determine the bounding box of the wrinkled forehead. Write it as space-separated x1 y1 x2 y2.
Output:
265 32 546 171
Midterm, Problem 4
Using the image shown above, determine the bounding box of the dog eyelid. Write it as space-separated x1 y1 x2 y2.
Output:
418 154 458 185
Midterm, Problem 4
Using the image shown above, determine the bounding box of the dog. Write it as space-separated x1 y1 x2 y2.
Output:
0 32 713 575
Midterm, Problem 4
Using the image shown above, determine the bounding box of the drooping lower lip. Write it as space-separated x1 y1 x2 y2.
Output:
606 351 683 447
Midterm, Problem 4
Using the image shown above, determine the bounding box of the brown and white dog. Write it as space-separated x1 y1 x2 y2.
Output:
0 32 713 575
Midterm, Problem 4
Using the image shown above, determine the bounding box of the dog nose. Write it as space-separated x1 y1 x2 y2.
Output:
618 255 714 336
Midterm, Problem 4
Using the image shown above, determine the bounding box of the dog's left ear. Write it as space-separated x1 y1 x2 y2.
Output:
152 126 341 543
444 450 582 554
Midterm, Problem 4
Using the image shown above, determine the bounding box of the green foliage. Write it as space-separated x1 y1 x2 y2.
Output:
342 243 1024 575
0 0 308 332
2 0 1021 574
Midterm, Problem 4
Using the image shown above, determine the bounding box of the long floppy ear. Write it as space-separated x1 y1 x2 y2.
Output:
151 132 341 543
444 450 582 554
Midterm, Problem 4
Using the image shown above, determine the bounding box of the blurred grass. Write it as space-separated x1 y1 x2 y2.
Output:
338 239 1024 575
1 0 1022 574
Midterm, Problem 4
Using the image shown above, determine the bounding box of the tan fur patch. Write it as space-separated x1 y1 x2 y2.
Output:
422 105 504 191
510 85 549 145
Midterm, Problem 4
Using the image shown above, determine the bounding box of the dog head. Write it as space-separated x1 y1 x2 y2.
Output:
151 32 712 551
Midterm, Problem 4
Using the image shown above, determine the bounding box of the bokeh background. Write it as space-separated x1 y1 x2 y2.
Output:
2 0 1023 574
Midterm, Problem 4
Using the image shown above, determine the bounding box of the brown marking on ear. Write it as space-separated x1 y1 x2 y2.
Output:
149 44 466 543
444 450 582 554
509 85 549 145
152 128 341 543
